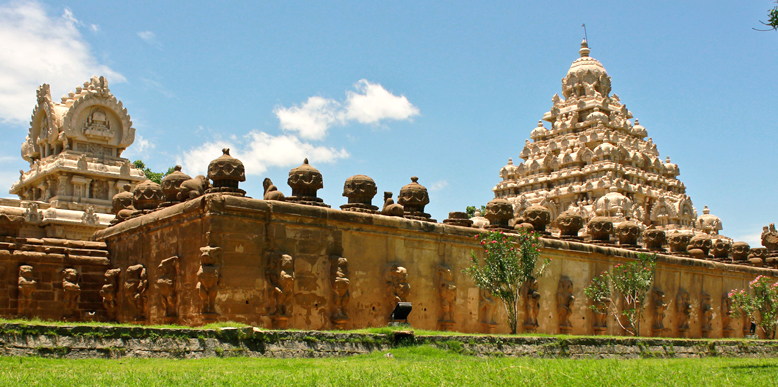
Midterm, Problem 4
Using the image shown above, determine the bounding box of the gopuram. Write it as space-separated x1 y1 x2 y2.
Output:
0 41 777 338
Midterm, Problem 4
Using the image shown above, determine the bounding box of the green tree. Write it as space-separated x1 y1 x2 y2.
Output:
730 275 778 339
465 205 487 218
757 1 778 30
133 160 176 184
584 253 657 336
464 229 549 334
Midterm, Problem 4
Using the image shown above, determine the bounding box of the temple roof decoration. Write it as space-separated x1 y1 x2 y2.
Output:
10 76 145 215
494 41 705 233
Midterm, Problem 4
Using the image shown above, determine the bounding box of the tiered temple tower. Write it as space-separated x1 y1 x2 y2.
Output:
2 76 145 239
494 40 703 233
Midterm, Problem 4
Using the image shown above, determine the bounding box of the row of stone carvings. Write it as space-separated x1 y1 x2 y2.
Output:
16 265 81 318
109 149 442 224
479 197 778 268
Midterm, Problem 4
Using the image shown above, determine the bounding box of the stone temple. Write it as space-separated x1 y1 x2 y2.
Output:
0 41 777 338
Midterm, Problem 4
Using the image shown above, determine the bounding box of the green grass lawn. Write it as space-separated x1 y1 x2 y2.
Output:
1 346 776 387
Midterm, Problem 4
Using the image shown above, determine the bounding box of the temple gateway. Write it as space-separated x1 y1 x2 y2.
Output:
1 41 776 338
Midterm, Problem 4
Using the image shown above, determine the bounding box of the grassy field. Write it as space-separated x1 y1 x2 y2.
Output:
1 346 777 387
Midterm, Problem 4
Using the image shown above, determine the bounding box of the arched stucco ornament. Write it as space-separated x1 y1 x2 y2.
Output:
60 76 135 150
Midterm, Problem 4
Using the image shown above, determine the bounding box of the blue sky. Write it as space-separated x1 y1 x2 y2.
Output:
1 1 776 245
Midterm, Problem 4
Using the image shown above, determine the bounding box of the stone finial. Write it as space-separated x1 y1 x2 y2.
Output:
731 241 750 261
711 238 731 259
667 232 692 254
111 184 135 224
615 219 641 246
557 209 584 237
397 177 432 221
443 211 473 228
688 233 712 259
587 210 613 242
132 180 165 211
341 174 378 213
643 228 666 251
484 198 513 229
523 205 551 234
579 38 590 57
160 165 191 203
287 158 327 207
207 148 246 196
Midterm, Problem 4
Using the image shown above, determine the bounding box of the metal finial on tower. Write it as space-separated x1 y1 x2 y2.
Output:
582 23 588 42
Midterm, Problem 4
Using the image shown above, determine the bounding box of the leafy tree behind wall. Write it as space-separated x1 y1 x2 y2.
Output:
757 2 778 30
133 160 176 184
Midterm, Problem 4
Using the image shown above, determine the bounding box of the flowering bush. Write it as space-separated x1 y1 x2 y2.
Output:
584 253 657 336
464 229 548 334
730 275 778 339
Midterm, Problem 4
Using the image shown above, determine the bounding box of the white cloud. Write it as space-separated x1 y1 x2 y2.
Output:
90 24 99 32
121 134 155 160
730 231 762 247
274 79 419 140
0 1 125 125
137 30 161 48
429 180 449 191
344 80 420 124
178 131 349 177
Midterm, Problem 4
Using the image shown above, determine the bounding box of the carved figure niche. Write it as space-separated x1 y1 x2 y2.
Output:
17 265 36 316
157 257 179 321
100 268 121 321
198 247 222 322
700 293 713 338
592 293 611 336
556 277 575 334
330 257 350 329
124 264 148 321
267 253 294 329
651 289 667 337
61 268 81 318
676 290 691 336
479 289 498 333
387 265 410 307
522 276 541 332
722 295 734 338
437 265 457 331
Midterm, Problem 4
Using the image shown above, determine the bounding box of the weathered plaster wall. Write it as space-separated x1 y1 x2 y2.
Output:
94 194 778 338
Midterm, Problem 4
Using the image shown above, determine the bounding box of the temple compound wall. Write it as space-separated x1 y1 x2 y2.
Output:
92 193 777 338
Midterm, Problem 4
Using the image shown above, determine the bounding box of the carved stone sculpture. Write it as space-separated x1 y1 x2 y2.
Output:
443 212 473 228
523 205 552 233
748 248 767 266
722 295 734 338
437 266 456 330
615 219 641 246
267 253 294 327
157 256 179 320
160 166 191 204
711 238 732 259
676 290 691 336
592 295 611 335
17 265 36 316
556 276 575 334
124 264 147 321
523 276 541 332
557 210 584 237
286 158 326 206
643 228 666 251
387 265 410 306
341 175 378 213
100 268 121 321
651 289 667 336
731 242 751 261
397 177 433 221
667 232 691 254
700 293 712 337
198 247 222 320
206 148 246 196
479 289 497 333
263 178 285 201
687 234 712 258
178 175 210 201
381 192 405 217
484 198 514 230
330 257 350 329
587 210 613 242
761 223 778 251
111 184 134 224
61 268 80 318
132 180 165 212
